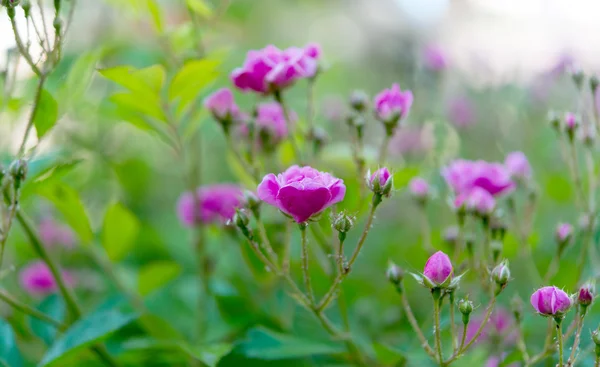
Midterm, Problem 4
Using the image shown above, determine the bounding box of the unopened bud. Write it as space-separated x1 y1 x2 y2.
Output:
564 112 579 141
491 260 510 295
548 110 561 132
309 126 329 154
9 159 27 191
386 262 404 286
578 281 595 307
53 17 62 33
590 76 599 94
234 208 249 229
458 298 473 324
490 217 507 241
21 0 30 16
568 65 585 89
555 222 573 254
244 191 261 218
332 211 355 235
53 0 61 12
349 90 369 113
593 327 600 359
367 167 393 200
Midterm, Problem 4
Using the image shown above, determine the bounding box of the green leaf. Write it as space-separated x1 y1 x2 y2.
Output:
186 0 213 17
169 59 220 113
182 343 232 367
372 342 406 366
138 261 182 296
102 203 141 262
226 153 256 188
146 0 163 32
99 65 165 96
37 183 93 244
33 89 58 139
60 51 100 109
39 310 138 366
0 319 23 367
28 295 66 346
239 327 344 360
109 92 166 121
393 166 420 189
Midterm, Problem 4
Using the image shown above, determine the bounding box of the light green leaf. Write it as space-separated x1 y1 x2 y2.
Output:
138 261 182 296
239 327 344 360
0 319 23 367
372 342 406 366
28 295 65 346
182 343 232 367
33 89 58 139
39 310 138 366
109 92 165 121
60 51 100 109
99 64 165 96
226 153 256 188
169 59 220 113
146 0 163 32
102 203 141 262
37 183 93 244
186 0 213 17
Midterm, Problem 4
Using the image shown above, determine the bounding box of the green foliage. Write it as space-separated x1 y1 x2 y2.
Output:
137 261 182 296
0 319 23 367
102 202 141 262
28 295 66 346
33 89 58 139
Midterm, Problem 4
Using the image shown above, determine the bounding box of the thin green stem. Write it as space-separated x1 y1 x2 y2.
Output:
8 14 42 76
398 290 436 358
378 134 391 165
457 323 468 353
256 218 278 265
557 321 564 367
282 221 291 273
433 293 443 365
0 289 65 328
18 74 47 156
317 202 378 311
449 294 457 352
299 224 314 303
337 236 345 275
567 310 585 366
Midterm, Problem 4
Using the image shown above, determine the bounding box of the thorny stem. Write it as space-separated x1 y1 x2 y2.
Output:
274 91 304 164
557 320 564 367
255 217 278 265
0 289 65 329
398 290 436 359
443 297 496 366
433 291 444 365
317 201 378 311
457 323 468 353
566 308 586 366
282 221 292 273
336 235 346 275
449 293 458 352
299 224 315 303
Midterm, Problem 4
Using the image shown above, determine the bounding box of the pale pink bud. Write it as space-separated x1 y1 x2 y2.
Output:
423 251 453 285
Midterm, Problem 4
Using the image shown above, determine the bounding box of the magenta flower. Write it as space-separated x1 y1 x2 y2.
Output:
39 218 76 249
388 126 434 157
409 177 429 199
176 184 244 226
447 97 476 128
423 251 453 285
578 282 595 306
422 45 448 71
457 187 496 215
204 88 241 122
370 167 391 187
257 165 346 223
442 159 516 200
504 151 531 181
373 83 414 124
254 101 293 141
231 44 320 94
555 222 573 244
530 286 572 316
20 261 75 296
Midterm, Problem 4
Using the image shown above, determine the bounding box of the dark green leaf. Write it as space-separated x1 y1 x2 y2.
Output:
102 203 141 262
33 89 58 139
28 295 66 346
238 327 344 360
39 310 138 366
182 343 233 367
0 318 23 367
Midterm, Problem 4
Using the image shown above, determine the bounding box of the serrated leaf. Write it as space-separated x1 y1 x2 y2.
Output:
102 203 140 262
33 89 58 139
37 183 93 244
169 59 220 114
138 261 182 296
182 343 233 367
109 92 165 121
238 327 344 360
39 310 138 366
99 64 165 97
0 319 23 367
186 0 213 17
28 295 65 346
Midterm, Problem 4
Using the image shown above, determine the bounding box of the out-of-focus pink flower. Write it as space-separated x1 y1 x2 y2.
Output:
231 44 320 94
176 185 244 226
203 88 241 122
321 96 345 122
20 261 75 296
530 286 572 316
423 251 452 285
422 45 448 71
504 151 532 181
257 165 345 223
465 308 515 345
409 177 429 199
239 102 293 148
446 97 476 128
373 83 413 123
457 187 495 215
442 160 516 199
564 112 578 130
39 218 76 249
388 126 434 157
555 222 573 244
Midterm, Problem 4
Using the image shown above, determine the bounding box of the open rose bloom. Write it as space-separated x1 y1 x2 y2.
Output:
177 184 244 226
530 286 572 316
374 83 414 123
231 44 320 94
257 165 345 223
